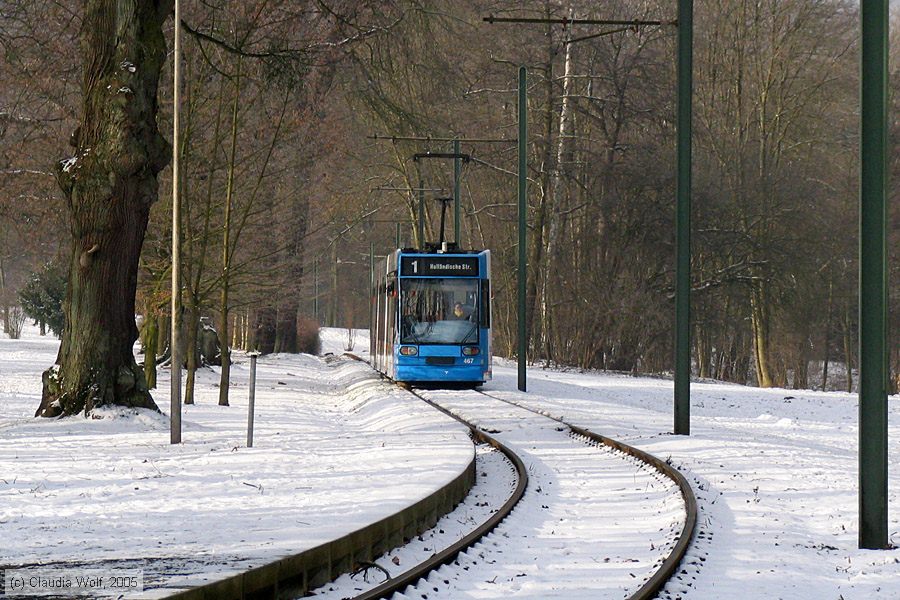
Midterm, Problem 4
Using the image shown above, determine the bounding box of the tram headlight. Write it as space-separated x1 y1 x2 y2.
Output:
462 346 480 356
399 346 418 356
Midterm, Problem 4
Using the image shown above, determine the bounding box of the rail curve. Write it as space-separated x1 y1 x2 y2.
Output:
351 383 697 600
349 385 528 600
473 389 699 600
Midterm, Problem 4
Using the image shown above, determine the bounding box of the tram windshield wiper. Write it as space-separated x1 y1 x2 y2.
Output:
403 319 422 344
460 323 478 344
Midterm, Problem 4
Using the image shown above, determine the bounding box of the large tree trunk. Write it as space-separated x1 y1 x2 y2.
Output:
36 0 172 418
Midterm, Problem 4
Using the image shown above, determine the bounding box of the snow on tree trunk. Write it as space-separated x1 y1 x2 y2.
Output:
36 0 173 418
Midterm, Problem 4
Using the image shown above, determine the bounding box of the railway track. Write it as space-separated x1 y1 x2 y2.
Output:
338 386 528 600
333 383 697 600
472 388 698 599
155 353 694 600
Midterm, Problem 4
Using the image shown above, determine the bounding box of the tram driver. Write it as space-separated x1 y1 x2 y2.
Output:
452 302 474 321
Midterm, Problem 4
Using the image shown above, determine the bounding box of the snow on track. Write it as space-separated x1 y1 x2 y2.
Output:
402 389 686 599
306 443 518 599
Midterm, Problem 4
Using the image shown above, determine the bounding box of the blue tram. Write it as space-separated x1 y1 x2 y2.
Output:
371 248 492 385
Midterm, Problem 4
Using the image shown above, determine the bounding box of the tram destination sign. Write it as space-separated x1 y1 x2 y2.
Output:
400 256 479 277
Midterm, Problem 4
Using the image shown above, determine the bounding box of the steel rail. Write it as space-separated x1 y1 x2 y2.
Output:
475 390 699 600
351 385 528 600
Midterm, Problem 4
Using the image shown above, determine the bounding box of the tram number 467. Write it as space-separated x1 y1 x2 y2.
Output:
463 358 475 364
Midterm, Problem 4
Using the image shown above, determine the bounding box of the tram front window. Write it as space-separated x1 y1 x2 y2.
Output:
400 278 479 345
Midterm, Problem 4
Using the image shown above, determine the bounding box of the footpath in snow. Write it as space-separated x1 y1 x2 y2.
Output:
0 325 472 596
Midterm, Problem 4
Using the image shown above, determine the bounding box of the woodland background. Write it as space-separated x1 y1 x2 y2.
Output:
1 0 897 394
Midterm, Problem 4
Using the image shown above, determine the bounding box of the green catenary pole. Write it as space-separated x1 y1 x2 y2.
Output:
454 139 461 246
417 178 425 249
859 0 889 550
518 66 528 393
674 0 693 436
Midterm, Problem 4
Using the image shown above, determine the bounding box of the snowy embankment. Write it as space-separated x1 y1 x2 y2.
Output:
0 324 471 595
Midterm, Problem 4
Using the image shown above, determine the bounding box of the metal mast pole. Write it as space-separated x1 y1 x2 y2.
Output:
170 0 182 444
674 0 693 436
417 178 425 249
859 0 889 550
454 139 461 245
518 66 528 393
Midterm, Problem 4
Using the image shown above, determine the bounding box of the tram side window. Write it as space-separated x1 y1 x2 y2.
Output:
386 276 397 343
480 279 490 329
400 278 479 344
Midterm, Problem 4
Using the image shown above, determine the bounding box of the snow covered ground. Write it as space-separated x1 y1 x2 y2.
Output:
0 324 472 596
484 361 900 599
1 324 898 599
